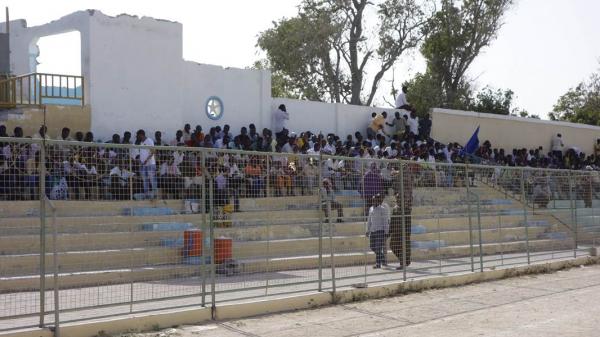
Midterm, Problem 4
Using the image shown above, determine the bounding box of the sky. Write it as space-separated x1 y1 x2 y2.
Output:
4 0 600 119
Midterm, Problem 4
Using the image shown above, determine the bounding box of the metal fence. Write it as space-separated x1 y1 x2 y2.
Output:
0 137 596 333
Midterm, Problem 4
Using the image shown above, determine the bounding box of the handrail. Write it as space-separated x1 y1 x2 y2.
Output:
0 72 84 108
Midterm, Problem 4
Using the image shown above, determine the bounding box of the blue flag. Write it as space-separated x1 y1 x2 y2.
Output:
462 126 480 155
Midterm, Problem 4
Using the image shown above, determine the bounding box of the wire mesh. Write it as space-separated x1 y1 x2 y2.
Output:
0 136 596 332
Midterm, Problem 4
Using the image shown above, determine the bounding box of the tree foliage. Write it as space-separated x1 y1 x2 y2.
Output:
549 68 600 126
470 86 513 115
407 0 513 113
257 0 432 105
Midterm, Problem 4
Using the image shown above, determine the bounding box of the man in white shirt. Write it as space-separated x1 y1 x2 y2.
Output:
136 129 157 198
551 133 564 161
273 104 290 142
395 85 410 109
366 193 390 269
408 110 419 137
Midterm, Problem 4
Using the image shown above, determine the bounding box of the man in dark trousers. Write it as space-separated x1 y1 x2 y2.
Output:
390 163 415 270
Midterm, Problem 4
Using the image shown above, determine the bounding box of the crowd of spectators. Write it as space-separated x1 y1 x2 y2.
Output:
1 102 599 207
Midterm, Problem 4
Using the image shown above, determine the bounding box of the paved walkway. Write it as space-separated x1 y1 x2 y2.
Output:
120 263 600 337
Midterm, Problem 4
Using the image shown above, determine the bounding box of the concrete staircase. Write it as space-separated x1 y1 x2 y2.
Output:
0 185 575 293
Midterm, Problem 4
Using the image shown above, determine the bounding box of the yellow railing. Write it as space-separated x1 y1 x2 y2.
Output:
0 72 85 108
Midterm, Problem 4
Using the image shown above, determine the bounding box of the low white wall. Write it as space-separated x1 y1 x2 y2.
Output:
271 98 393 138
431 108 600 155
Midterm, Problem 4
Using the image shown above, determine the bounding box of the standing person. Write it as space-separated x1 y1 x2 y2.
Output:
273 104 290 144
320 178 344 223
366 193 390 269
182 124 192 145
390 163 414 269
551 133 564 161
360 163 384 216
367 112 385 139
136 129 157 199
408 110 419 137
387 111 407 140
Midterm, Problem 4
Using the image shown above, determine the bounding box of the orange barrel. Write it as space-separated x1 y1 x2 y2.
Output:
183 230 203 257
214 238 233 264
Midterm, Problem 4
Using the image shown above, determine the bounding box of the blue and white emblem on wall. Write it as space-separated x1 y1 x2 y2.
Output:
205 96 224 120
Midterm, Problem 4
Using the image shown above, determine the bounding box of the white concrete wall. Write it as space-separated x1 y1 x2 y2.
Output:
87 12 184 138
181 62 271 136
271 98 394 138
431 108 600 155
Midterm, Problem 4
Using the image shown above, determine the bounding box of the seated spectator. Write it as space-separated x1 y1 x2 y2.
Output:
244 157 264 198
320 178 344 223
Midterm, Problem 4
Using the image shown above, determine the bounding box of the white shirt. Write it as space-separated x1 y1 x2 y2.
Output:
395 92 409 108
408 117 419 135
281 143 293 153
273 108 289 133
367 203 390 234
323 143 336 155
139 138 156 166
551 136 564 152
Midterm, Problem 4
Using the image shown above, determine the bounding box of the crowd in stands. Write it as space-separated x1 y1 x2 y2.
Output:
1 100 600 206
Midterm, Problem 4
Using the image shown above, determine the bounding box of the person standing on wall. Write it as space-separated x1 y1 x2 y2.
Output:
366 193 390 269
551 133 564 163
136 129 157 199
390 163 414 270
273 104 290 145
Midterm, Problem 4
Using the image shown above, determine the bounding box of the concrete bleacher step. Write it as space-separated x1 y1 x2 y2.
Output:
0 214 204 235
232 227 550 259
0 231 183 255
238 187 509 212
0 199 187 218
0 247 180 277
0 238 574 292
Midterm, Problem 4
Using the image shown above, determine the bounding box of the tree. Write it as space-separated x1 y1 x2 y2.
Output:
257 0 432 105
470 86 513 115
549 68 600 126
416 0 513 109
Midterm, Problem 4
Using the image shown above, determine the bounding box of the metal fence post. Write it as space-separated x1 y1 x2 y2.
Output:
317 154 323 292
569 170 577 258
465 163 474 272
49 200 60 336
200 152 207 307
39 140 47 328
399 162 407 281
265 219 271 296
476 193 483 272
266 156 271 197
327 197 336 295
361 160 368 285
520 168 531 265
128 153 134 201
208 178 216 319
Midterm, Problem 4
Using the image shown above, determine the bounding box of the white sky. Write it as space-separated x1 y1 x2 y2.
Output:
4 0 600 119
